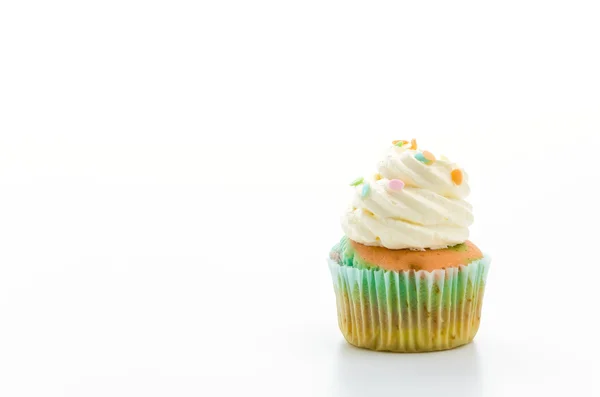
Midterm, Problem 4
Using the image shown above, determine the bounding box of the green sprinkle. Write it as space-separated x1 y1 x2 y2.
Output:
361 183 371 198
349 177 364 186
448 243 468 252
395 141 405 147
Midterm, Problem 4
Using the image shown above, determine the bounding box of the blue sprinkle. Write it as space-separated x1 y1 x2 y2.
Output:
361 183 371 198
415 153 428 163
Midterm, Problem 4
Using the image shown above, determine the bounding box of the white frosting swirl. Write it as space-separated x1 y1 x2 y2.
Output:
341 144 473 250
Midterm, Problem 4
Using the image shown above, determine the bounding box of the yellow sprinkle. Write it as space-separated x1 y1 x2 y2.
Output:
363 209 375 217
451 169 463 185
374 173 383 181
410 139 417 150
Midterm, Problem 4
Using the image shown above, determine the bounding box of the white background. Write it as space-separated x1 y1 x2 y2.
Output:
1 1 600 396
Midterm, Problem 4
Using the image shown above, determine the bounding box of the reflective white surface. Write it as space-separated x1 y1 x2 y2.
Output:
0 177 598 396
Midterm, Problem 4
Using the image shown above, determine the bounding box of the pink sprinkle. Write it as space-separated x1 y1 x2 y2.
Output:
388 179 405 191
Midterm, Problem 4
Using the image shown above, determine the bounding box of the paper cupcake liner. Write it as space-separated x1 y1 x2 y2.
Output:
328 255 491 352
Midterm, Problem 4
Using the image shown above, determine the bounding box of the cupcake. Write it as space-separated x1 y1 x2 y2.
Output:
328 139 490 352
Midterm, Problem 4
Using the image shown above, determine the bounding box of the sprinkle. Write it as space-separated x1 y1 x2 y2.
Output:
415 153 428 163
361 183 371 198
451 169 463 185
388 179 405 190
415 151 435 165
410 139 417 150
374 173 383 181
349 177 364 186
422 150 436 164
392 140 408 147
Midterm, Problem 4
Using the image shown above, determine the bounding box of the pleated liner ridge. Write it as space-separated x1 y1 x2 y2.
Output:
328 256 491 352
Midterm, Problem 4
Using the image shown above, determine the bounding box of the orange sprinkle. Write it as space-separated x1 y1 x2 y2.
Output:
451 169 463 185
410 139 417 150
423 151 436 164
392 140 408 146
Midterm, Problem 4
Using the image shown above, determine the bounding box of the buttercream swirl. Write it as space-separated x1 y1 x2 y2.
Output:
341 144 473 250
